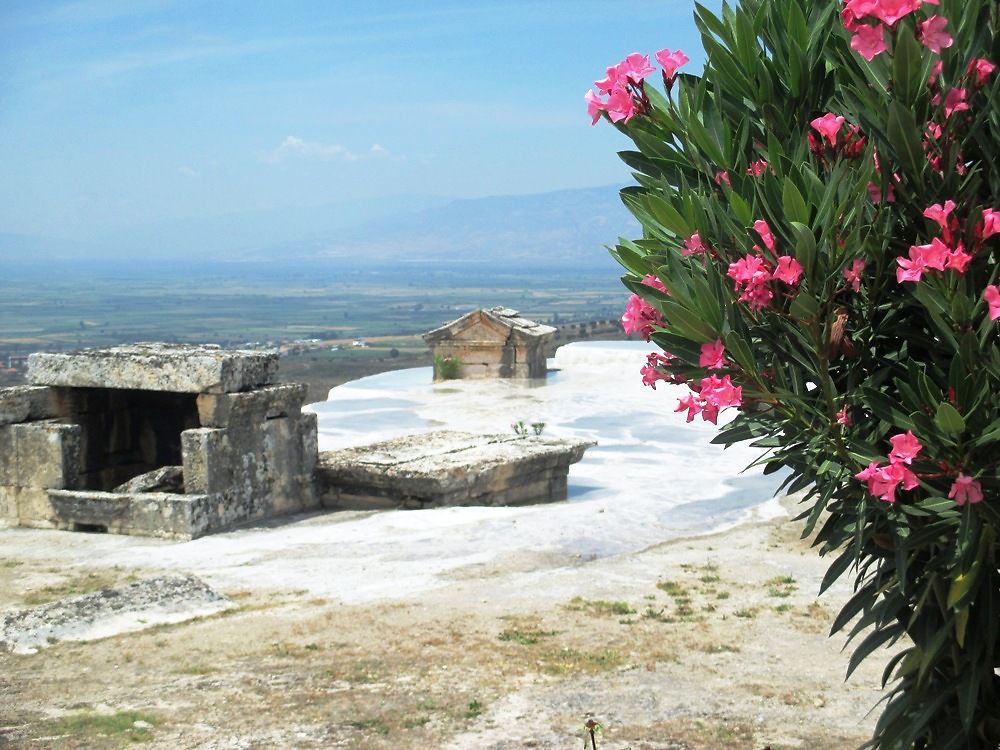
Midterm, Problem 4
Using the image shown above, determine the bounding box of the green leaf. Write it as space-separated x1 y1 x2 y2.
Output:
789 222 816 276
946 560 981 610
935 402 966 436
886 101 926 181
789 290 820 320
645 194 693 237
781 178 809 224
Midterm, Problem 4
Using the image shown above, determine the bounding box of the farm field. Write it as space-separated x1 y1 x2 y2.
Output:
0 262 630 398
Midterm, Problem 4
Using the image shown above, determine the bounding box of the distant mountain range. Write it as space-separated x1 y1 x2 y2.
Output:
1 186 638 271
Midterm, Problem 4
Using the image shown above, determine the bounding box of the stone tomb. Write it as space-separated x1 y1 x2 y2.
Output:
0 344 317 539
316 431 594 510
423 307 556 380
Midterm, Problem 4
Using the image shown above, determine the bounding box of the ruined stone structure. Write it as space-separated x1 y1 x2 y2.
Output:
317 431 593 510
0 344 317 539
423 307 555 380
0 343 595 540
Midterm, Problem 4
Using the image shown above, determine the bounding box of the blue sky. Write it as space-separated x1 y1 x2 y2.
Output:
0 0 718 240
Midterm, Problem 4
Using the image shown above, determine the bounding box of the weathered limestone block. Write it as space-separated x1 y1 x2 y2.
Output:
0 485 18 525
317 431 594 510
300 412 318 478
0 386 58 426
114 466 184 494
28 343 277 394
0 426 14 486
0 421 81 490
181 428 232 495
13 486 59 528
47 489 223 539
196 384 307 428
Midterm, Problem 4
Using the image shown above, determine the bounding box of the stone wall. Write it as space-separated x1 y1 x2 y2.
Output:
0 345 318 539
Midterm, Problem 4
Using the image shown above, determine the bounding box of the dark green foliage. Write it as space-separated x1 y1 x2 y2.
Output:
602 1 1000 746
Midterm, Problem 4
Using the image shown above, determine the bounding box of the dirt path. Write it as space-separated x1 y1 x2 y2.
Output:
0 504 892 749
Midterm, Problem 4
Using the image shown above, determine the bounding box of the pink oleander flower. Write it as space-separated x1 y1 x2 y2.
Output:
889 430 923 465
941 87 969 118
836 406 852 427
699 374 742 408
985 285 1000 320
967 58 996 87
594 66 621 94
640 351 676 389
682 233 707 257
981 208 1000 240
753 219 776 252
747 159 768 177
622 294 664 340
641 273 667 293
714 170 732 188
850 24 889 61
866 0 923 26
773 256 804 285
862 462 921 503
843 258 866 292
605 84 636 123
896 237 951 282
585 90 605 126
728 254 771 287
621 275 669 339
918 16 953 54
699 339 726 370
810 113 846 147
616 53 655 84
655 48 689 80
870 182 896 203
945 244 972 273
923 200 956 231
948 474 983 505
675 392 703 422
841 6 864 31
740 283 774 311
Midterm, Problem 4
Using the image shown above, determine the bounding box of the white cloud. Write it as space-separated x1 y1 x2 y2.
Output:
263 136 391 164
177 166 199 177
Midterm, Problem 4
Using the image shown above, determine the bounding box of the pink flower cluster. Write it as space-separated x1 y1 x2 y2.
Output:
726 220 803 311
621 274 667 340
856 432 986 506
896 202 1000 283
676 373 742 424
842 258 866 292
948 473 984 505
842 0 947 62
640 351 680 389
808 113 865 161
682 233 708 257
855 431 923 503
985 286 1000 321
586 49 688 126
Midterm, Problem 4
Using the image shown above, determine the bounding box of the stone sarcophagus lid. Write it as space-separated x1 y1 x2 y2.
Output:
422 307 556 381
316 431 594 510
0 344 317 539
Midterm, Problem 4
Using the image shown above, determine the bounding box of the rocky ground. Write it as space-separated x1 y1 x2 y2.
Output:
0 498 896 750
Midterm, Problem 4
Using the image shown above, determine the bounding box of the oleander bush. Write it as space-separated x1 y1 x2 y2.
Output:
588 1 1000 746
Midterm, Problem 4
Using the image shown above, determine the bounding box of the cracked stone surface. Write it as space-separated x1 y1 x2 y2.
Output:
27 343 277 394
0 574 231 654
316 430 594 508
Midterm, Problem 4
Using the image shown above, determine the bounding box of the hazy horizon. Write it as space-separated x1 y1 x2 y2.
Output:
1 0 718 250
